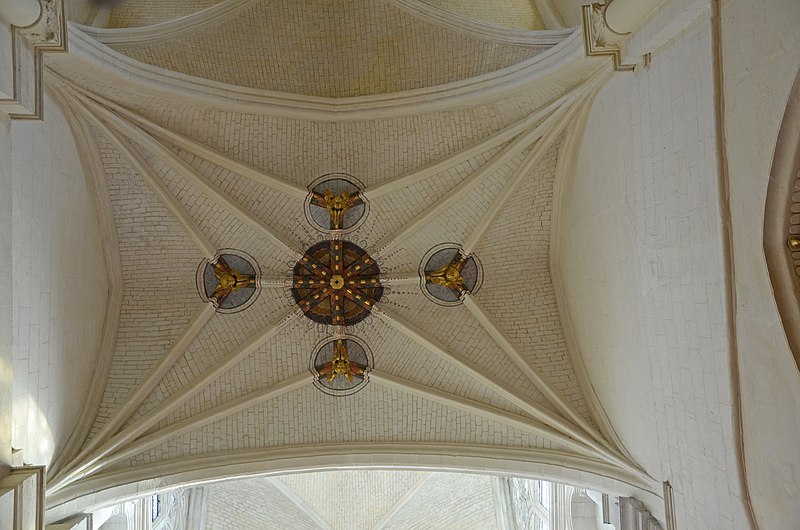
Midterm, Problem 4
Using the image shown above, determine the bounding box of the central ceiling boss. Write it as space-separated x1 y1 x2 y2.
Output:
197 173 482 396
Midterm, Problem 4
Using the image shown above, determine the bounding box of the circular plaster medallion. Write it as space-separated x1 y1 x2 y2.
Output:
196 250 261 313
310 335 372 396
419 244 482 306
292 240 383 326
304 174 369 233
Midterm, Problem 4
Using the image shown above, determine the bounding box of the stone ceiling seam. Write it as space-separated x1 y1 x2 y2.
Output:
370 372 596 455
460 96 579 255
46 443 658 516
61 305 216 473
365 88 576 200
66 86 308 199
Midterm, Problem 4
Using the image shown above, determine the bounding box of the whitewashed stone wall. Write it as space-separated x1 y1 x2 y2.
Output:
721 0 800 528
10 93 109 466
557 4 751 529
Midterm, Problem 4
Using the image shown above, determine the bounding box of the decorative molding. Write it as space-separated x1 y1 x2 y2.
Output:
0 466 45 530
364 86 578 200
48 307 303 494
710 0 760 528
371 306 644 476
80 0 571 48
69 91 218 260
58 24 590 121
580 2 635 72
66 305 216 466
389 0 572 45
0 0 67 119
461 87 585 254
619 496 663 529
46 442 660 518
55 79 307 200
662 481 676 530
72 0 254 47
371 371 580 445
764 66 800 375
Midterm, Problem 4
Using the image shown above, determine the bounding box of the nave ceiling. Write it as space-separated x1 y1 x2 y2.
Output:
34 0 660 519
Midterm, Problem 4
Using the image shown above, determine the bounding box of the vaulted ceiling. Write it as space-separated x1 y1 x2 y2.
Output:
40 0 659 517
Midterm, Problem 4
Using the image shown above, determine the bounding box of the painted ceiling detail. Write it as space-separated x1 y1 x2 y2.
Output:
39 14 661 520
312 336 373 396
292 240 383 327
305 174 368 233
197 250 261 313
420 244 483 305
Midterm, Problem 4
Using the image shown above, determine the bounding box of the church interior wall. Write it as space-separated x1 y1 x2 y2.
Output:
720 0 800 528
559 0 800 527
9 92 109 469
556 5 750 528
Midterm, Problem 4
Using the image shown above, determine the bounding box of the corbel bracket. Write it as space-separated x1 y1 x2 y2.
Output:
0 0 67 120
581 1 635 72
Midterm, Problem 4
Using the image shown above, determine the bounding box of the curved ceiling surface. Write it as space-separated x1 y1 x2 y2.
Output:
40 5 650 517
95 0 556 97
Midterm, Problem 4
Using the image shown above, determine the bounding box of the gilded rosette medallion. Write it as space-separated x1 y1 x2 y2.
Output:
292 240 383 326
304 174 369 233
420 244 482 305
197 250 261 313
310 335 372 396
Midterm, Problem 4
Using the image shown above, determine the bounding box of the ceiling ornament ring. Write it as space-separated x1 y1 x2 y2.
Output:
196 249 262 313
310 335 373 397
292 240 383 327
62 25 584 121
419 243 483 306
304 173 369 234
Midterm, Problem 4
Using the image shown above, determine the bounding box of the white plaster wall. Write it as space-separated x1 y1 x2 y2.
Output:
0 112 12 471
10 93 109 466
557 11 752 530
721 0 800 528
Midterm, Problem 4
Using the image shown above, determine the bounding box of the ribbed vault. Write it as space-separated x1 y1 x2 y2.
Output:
88 0 558 97
39 14 656 520
204 471 502 530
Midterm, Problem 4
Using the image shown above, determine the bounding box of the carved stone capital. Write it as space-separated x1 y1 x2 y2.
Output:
581 1 635 72
0 0 66 120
